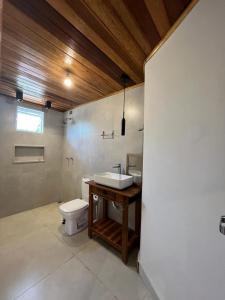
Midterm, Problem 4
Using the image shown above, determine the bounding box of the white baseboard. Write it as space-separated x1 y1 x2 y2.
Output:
139 264 160 300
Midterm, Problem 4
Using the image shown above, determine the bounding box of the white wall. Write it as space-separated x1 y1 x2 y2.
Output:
62 85 144 227
0 95 64 217
140 1 225 299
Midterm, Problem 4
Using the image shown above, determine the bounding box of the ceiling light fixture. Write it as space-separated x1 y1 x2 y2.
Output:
16 89 23 103
64 71 73 88
45 100 52 109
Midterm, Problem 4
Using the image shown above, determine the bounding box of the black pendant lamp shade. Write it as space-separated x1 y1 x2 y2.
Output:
121 115 126 136
121 73 131 136
121 83 126 136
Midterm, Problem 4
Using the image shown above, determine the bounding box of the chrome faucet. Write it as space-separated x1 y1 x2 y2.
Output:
113 163 121 174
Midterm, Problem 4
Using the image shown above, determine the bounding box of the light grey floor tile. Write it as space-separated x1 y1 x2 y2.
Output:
32 203 91 255
77 240 148 300
0 209 42 248
16 256 117 300
0 228 73 300
0 202 147 300
31 203 61 227
142 290 155 300
49 226 92 255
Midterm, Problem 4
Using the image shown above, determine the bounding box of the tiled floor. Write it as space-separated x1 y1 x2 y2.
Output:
0 203 153 300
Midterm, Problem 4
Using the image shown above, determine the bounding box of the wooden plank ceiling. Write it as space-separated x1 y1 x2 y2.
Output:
0 0 191 111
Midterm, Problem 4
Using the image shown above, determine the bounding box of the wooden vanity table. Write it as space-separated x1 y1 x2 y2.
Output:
87 180 142 264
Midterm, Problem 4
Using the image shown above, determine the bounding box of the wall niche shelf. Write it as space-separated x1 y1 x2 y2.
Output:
14 145 45 164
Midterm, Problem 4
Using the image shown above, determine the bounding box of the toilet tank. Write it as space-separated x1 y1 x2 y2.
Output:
81 177 90 202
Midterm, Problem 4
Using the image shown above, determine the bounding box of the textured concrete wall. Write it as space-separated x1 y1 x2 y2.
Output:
0 95 64 217
62 85 144 227
0 86 143 220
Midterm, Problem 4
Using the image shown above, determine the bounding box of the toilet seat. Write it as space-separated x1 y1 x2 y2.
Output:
60 199 88 214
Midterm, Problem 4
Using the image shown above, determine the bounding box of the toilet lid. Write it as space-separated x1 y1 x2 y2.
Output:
60 199 88 213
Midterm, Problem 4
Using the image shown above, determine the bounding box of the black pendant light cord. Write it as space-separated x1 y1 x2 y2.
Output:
120 73 130 136
121 77 126 136
122 81 125 117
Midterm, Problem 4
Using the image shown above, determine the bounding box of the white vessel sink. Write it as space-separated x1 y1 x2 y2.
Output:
94 172 133 190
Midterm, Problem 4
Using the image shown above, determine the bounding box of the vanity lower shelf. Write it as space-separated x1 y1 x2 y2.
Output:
92 218 139 251
87 180 142 264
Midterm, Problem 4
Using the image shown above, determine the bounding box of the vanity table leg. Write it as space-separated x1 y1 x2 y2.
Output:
88 191 93 238
135 198 142 237
122 199 128 264
102 198 108 219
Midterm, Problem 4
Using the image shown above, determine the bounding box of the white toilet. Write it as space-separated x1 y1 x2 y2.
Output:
59 177 90 235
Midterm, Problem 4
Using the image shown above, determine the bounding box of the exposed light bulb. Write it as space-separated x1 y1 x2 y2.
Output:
65 56 72 65
64 77 72 88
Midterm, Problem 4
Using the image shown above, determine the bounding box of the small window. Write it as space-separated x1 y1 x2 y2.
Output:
16 106 44 134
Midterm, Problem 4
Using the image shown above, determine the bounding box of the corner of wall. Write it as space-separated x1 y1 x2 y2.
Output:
139 263 160 300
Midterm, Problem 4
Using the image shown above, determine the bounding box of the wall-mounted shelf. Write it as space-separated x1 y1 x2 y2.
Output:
14 145 45 164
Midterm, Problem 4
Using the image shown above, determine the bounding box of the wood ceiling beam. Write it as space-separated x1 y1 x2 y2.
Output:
1 61 90 101
2 53 115 105
0 79 76 111
2 32 117 96
123 0 161 48
144 0 171 38
0 83 43 106
4 1 123 91
163 0 191 24
1 63 93 103
108 0 152 56
2 42 114 97
0 0 193 111
2 6 121 104
8 0 130 86
80 0 145 75
2 51 106 99
47 0 144 83
0 81 69 111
